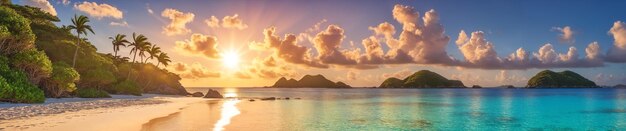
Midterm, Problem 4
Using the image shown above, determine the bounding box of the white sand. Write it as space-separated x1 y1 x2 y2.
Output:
0 96 215 131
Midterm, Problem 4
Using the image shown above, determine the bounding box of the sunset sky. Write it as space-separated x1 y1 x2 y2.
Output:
14 0 626 87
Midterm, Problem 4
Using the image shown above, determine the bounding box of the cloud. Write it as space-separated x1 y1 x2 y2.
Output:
313 25 358 65
381 68 412 79
392 5 455 64
146 3 153 14
347 71 358 80
456 31 501 66
170 62 220 79
552 26 575 44
109 21 128 27
606 21 626 62
250 27 328 68
22 0 57 16
205 16 220 28
161 8 194 36
234 57 297 79
175 33 220 59
204 14 248 30
585 41 601 60
60 0 70 5
74 1 123 19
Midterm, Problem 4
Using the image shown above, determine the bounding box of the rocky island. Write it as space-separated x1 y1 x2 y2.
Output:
526 70 597 88
379 70 465 88
271 74 351 88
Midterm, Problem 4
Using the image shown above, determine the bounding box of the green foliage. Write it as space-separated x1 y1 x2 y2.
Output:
113 80 141 96
0 6 35 55
75 88 110 98
0 56 45 103
41 62 79 97
379 77 404 88
527 70 597 88
272 75 351 88
378 70 465 88
11 48 52 84
79 68 116 89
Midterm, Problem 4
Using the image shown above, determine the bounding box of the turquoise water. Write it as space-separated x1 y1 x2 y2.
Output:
189 88 626 130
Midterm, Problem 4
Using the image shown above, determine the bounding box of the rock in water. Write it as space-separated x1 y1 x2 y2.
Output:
191 92 204 97
260 97 276 100
203 89 223 98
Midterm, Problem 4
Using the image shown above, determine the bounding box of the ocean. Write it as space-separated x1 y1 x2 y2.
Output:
184 88 626 130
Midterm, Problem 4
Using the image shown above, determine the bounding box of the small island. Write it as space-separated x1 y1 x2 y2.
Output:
379 70 465 88
271 74 351 88
526 70 597 88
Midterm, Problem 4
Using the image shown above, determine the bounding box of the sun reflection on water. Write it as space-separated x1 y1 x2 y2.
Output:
213 96 240 131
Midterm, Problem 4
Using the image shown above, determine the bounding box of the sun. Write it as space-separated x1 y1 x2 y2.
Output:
221 50 240 68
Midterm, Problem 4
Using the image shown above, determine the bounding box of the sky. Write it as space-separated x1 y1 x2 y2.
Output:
14 0 626 87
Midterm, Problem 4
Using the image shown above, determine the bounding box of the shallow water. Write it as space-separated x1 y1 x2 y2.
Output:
186 88 626 130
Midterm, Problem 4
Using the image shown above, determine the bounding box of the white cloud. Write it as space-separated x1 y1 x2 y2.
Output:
205 14 248 30
22 0 57 16
74 1 123 19
607 21 626 62
109 21 128 27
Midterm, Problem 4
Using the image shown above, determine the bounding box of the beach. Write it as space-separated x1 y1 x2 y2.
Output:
0 95 217 131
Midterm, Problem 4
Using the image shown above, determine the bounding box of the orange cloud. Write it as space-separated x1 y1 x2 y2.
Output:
175 33 220 59
169 62 220 79
204 14 248 30
161 8 194 36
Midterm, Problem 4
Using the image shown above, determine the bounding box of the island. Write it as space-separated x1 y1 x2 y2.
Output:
271 74 351 88
379 70 465 88
526 70 597 88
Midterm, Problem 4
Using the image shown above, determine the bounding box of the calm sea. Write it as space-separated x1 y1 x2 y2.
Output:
186 88 626 130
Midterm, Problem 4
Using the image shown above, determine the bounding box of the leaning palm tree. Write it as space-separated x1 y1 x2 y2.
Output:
109 34 129 57
127 32 148 79
155 52 171 68
68 15 95 68
144 44 161 63
138 42 151 63
129 33 148 64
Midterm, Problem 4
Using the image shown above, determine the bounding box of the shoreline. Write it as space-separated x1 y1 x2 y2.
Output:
0 95 216 131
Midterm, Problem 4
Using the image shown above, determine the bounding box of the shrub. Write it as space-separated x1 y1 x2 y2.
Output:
74 88 111 98
0 56 45 103
11 48 52 84
0 6 35 55
113 80 141 96
40 62 79 97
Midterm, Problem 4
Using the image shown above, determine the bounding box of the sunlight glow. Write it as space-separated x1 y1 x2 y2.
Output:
221 50 240 69
213 99 241 131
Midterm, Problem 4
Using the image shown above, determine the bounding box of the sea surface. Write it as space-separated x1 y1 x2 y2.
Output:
184 88 626 130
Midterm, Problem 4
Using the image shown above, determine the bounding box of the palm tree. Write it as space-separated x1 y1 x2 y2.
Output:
156 53 171 68
68 15 95 68
129 33 148 64
138 42 151 63
127 32 148 79
144 44 161 63
109 34 129 57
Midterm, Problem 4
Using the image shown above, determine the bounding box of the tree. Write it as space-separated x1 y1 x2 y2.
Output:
67 15 94 68
129 33 147 64
109 34 129 57
144 44 161 63
138 42 151 63
156 52 171 68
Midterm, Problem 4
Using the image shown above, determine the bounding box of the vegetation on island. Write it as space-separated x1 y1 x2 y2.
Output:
0 1 187 103
272 74 351 88
379 70 465 88
526 70 597 88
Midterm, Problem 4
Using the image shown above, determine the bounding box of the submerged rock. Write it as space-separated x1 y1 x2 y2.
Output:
203 89 223 98
472 85 482 88
191 92 204 97
260 97 276 100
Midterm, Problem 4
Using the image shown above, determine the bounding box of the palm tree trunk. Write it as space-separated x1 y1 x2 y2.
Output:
127 50 138 80
72 33 80 68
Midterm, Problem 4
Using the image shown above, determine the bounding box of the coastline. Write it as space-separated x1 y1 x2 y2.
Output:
0 95 216 131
